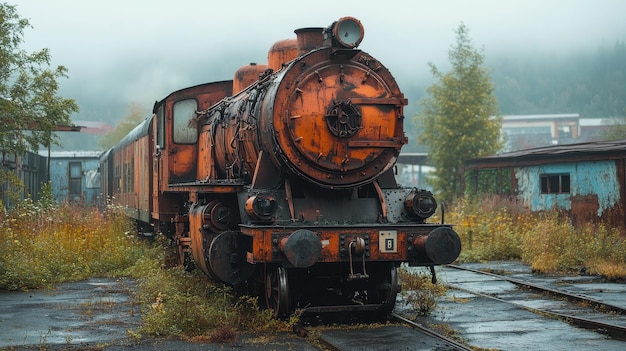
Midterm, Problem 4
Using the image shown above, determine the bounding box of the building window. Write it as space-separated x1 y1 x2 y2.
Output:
69 162 82 196
540 173 570 194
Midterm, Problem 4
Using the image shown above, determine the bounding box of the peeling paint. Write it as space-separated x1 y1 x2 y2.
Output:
515 161 619 217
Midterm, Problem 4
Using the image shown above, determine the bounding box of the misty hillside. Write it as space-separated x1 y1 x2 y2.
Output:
490 42 626 117
55 42 626 151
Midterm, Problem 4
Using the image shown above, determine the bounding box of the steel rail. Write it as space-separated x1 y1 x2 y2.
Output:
294 317 474 351
390 313 474 351
292 324 343 351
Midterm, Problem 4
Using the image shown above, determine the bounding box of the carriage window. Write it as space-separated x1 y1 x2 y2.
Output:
173 99 198 144
540 173 570 194
125 159 134 193
114 165 120 192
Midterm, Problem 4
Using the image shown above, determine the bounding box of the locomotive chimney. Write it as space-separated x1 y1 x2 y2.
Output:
294 27 325 55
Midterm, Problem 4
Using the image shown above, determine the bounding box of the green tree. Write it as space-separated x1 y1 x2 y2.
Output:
0 3 79 153
98 103 147 149
416 23 502 202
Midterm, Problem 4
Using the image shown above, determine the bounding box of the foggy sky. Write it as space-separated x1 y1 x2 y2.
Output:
14 0 626 122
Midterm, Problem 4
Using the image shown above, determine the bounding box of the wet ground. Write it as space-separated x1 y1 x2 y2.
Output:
2 262 626 350
0 278 313 350
0 278 140 348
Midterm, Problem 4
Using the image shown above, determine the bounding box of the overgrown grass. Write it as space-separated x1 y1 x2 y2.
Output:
0 199 155 290
447 196 626 279
0 195 290 341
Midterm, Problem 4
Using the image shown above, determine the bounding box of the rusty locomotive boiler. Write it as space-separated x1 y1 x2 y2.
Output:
101 17 461 318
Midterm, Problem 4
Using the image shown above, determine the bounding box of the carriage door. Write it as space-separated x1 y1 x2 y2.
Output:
152 104 165 219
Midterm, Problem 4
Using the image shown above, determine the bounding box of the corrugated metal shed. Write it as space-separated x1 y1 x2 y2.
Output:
41 150 102 204
464 139 626 227
465 139 626 169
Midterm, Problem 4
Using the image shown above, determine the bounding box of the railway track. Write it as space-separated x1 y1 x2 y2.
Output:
293 316 473 351
444 264 626 341
389 313 473 351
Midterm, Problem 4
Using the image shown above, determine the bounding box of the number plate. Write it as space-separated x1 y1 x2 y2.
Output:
379 230 397 253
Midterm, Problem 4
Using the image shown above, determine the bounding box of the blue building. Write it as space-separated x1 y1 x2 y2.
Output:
43 151 102 205
464 139 626 227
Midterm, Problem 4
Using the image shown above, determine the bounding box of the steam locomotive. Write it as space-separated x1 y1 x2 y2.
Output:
101 17 461 318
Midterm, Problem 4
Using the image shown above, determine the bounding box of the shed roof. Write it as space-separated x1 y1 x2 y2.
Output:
465 139 626 169
502 113 579 122
39 150 103 159
397 152 429 165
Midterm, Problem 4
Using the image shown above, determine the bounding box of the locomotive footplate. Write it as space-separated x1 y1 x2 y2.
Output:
239 223 460 267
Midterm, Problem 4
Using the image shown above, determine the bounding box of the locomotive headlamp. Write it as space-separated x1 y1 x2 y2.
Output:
404 189 438 221
245 194 277 222
332 16 364 49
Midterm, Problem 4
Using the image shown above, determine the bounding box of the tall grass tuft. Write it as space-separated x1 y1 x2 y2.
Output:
398 268 447 316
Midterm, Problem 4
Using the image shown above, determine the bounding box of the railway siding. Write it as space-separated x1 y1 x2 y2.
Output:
399 262 626 350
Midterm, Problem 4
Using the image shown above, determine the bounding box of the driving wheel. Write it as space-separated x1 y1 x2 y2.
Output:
265 266 290 318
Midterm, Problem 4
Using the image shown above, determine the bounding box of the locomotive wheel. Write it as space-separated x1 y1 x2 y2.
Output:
208 231 255 285
265 266 290 318
369 263 399 316
380 265 399 313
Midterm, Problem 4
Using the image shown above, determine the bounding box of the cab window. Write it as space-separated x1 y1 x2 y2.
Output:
173 99 198 144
